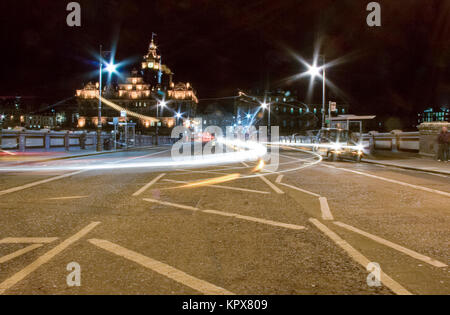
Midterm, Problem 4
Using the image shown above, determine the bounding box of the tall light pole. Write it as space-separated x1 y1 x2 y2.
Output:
305 55 327 129
321 55 326 129
97 45 103 152
261 99 270 140
155 100 166 146
0 115 3 150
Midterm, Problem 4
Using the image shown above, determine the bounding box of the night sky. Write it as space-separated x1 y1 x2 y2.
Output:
1 0 449 128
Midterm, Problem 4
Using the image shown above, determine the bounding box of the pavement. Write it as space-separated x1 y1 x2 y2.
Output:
363 151 450 175
0 146 448 295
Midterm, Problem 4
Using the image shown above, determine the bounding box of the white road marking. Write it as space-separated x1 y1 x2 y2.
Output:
132 173 166 196
45 196 89 200
0 149 169 198
0 222 100 294
0 244 43 264
275 175 284 183
323 165 450 198
240 162 284 194
257 175 284 194
319 197 334 220
0 170 86 197
143 198 305 231
162 179 270 195
0 237 58 244
88 239 234 295
333 221 447 268
278 182 320 197
309 218 412 295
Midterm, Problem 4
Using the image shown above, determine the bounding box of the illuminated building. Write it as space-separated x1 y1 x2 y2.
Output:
141 38 174 90
418 106 450 123
75 36 198 134
235 89 349 135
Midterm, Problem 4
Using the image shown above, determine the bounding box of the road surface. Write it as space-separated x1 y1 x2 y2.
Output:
0 147 448 295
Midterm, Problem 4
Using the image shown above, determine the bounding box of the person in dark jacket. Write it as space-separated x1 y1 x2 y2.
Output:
437 126 449 162
79 132 86 150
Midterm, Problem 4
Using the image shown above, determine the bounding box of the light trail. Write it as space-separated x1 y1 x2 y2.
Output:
96 96 159 123
0 139 267 173
253 159 265 172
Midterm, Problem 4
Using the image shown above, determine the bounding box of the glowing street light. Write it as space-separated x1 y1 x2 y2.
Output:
105 62 117 74
175 112 182 125
260 98 271 138
304 56 327 128
97 46 120 152
155 99 168 145
306 63 321 78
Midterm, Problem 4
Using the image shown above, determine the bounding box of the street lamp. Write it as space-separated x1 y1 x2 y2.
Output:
105 63 117 74
97 46 119 152
261 100 271 138
97 45 103 152
175 112 182 125
305 56 327 128
155 99 167 146
0 114 3 150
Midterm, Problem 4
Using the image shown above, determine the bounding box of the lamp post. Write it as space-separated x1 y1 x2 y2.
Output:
321 55 326 128
97 45 103 152
155 100 166 146
305 55 327 128
0 115 3 150
261 99 271 140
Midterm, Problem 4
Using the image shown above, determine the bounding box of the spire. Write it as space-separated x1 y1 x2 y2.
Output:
150 32 157 51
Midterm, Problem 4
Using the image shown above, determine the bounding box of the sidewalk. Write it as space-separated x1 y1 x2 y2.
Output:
362 151 450 176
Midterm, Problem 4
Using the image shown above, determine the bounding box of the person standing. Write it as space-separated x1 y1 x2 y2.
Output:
437 126 449 162
80 131 86 150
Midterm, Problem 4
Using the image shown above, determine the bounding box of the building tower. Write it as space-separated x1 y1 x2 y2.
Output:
141 35 173 91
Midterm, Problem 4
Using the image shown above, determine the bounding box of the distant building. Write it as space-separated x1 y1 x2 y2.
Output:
235 89 349 135
0 96 41 128
418 106 449 123
23 115 56 129
75 37 198 135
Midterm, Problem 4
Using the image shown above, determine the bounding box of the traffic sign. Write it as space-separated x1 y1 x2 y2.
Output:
329 102 337 112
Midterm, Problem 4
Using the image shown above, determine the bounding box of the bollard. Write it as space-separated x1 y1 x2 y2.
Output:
19 133 26 152
45 133 51 151
64 132 70 151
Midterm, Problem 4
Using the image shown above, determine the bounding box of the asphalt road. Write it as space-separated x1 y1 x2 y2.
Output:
0 147 448 295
